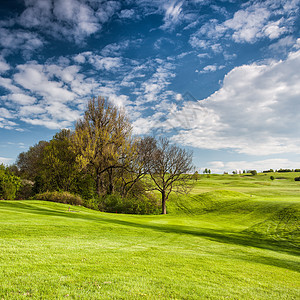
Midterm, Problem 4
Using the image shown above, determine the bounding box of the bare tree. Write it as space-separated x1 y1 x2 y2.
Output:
143 137 194 214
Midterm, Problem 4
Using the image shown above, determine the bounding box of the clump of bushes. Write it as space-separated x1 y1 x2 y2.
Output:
294 177 300 182
98 193 160 215
0 164 21 200
33 191 83 206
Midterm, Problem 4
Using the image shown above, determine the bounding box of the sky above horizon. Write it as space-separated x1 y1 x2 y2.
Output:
0 0 300 173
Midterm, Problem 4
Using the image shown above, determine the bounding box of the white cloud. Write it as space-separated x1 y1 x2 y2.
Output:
16 0 121 43
197 64 225 73
0 57 10 73
208 159 300 174
160 1 184 30
190 0 299 48
0 28 44 58
119 9 135 19
0 157 13 165
1 93 36 105
167 48 300 155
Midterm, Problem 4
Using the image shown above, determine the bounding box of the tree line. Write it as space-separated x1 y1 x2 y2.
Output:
2 97 194 214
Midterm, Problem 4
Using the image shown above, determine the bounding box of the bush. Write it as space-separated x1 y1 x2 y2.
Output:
294 177 300 182
99 193 160 215
16 179 34 199
270 176 275 181
277 169 293 173
0 164 21 200
83 198 99 210
33 191 83 206
249 170 257 176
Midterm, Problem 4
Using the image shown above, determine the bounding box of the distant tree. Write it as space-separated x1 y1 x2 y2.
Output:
143 137 194 214
250 170 257 176
270 176 275 181
192 171 199 181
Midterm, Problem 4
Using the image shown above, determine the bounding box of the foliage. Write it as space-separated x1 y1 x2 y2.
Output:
0 164 21 200
16 179 34 199
33 191 83 206
294 177 300 181
70 96 132 196
277 168 293 173
270 175 275 181
41 129 79 192
99 192 160 215
249 170 257 176
16 141 49 180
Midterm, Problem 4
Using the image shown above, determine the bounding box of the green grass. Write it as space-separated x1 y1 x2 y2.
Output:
0 172 299 299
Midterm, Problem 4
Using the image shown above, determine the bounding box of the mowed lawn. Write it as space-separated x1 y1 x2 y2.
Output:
0 173 299 299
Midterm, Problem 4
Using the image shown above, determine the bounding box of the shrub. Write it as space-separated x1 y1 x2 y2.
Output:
277 169 293 173
99 193 160 215
83 198 99 210
0 164 21 200
270 176 275 181
16 179 34 199
249 170 257 176
294 177 300 182
33 191 83 206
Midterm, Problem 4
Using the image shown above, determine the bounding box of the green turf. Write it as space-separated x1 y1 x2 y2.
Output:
0 172 299 299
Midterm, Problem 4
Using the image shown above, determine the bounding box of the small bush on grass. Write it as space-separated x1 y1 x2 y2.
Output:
294 177 300 182
33 191 83 206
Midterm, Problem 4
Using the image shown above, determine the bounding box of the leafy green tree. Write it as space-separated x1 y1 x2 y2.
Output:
42 129 79 192
0 164 21 200
70 96 132 196
16 141 49 180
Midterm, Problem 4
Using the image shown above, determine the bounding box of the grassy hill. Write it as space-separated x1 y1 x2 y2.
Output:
0 172 299 299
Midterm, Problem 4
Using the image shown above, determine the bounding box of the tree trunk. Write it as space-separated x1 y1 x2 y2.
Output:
161 190 166 214
96 173 101 197
107 168 114 195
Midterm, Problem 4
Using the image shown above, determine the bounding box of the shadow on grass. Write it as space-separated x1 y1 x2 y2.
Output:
1 200 299 273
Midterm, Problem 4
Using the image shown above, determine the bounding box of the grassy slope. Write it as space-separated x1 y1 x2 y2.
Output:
0 173 299 299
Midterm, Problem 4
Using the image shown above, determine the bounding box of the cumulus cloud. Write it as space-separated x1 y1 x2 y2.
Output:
167 48 300 155
207 159 300 174
0 56 10 73
16 0 121 43
0 28 44 58
190 0 299 49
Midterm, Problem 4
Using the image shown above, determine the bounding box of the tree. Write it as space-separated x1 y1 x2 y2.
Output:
16 141 49 180
0 164 21 200
143 137 194 214
192 171 199 181
42 129 79 192
70 96 132 196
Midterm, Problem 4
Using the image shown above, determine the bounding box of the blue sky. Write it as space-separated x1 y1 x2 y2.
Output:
0 0 300 173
